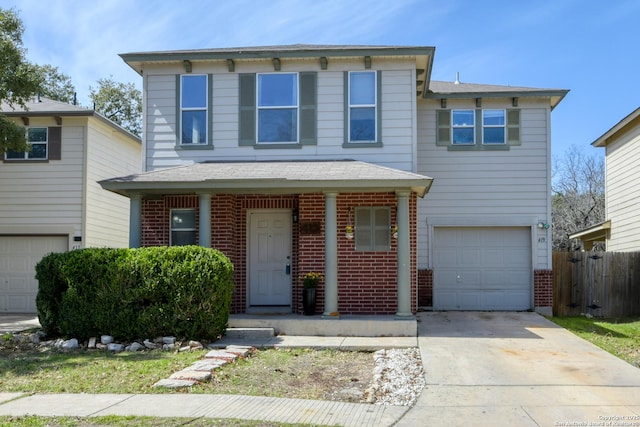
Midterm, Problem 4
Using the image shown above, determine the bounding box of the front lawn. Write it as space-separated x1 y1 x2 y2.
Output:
549 316 640 368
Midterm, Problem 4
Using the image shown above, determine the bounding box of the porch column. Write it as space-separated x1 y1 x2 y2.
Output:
129 193 142 248
323 192 339 316
396 191 412 318
199 193 211 248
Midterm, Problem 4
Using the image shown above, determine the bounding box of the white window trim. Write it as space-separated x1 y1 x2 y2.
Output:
348 71 377 143
482 109 506 145
180 74 208 145
451 109 475 145
256 72 299 144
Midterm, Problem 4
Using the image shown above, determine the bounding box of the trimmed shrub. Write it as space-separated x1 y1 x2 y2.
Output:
35 246 234 341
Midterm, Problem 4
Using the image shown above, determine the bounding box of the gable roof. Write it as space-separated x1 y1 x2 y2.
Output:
120 43 435 98
100 160 434 198
427 80 569 110
592 106 640 147
1 97 141 142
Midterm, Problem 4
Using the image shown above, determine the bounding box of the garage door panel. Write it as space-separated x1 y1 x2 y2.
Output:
434 227 531 311
0 235 68 313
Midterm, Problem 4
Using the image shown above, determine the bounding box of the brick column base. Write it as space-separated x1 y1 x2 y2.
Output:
418 269 433 307
534 269 553 316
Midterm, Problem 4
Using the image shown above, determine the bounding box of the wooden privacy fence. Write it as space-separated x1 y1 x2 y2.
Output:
553 252 640 317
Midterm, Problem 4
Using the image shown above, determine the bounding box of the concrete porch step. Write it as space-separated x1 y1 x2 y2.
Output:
224 327 275 339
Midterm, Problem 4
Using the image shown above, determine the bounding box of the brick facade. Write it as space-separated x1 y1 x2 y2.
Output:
534 269 553 308
418 269 433 307
139 192 418 316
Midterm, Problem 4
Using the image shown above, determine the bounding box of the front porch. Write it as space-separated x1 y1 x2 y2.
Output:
227 313 417 337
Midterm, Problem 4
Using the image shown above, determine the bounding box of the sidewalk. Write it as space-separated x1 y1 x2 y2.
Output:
0 323 416 427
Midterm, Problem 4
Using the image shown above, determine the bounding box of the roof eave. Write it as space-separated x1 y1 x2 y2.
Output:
592 107 640 147
425 89 569 109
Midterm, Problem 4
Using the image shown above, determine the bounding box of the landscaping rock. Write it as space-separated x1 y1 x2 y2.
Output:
127 342 143 352
170 370 212 382
163 343 175 351
225 345 254 357
162 336 176 345
143 339 158 349
153 379 196 389
61 338 79 350
107 343 124 353
88 337 97 349
205 349 238 361
100 335 113 345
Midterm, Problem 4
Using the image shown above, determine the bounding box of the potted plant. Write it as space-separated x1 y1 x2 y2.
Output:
301 271 322 315
345 225 354 240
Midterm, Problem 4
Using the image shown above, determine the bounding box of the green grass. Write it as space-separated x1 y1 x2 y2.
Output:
549 316 640 368
0 415 305 427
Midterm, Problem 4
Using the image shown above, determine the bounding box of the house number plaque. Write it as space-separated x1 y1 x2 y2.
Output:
299 221 322 235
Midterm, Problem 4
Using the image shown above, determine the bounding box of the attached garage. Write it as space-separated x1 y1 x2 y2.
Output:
0 236 68 313
433 227 532 311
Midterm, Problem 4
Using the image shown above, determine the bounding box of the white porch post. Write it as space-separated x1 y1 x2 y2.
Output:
199 193 212 248
323 192 339 316
396 191 412 318
129 194 142 248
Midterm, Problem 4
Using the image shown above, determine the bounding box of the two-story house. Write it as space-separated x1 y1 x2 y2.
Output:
570 107 640 251
100 44 567 322
0 97 141 313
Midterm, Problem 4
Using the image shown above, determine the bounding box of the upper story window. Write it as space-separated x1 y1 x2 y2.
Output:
482 109 506 144
239 72 316 148
170 209 197 246
257 73 298 143
355 206 391 251
452 110 475 145
349 71 376 142
180 75 207 145
5 127 48 160
437 108 520 151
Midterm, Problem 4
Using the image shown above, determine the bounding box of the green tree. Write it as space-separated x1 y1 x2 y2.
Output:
34 64 75 103
89 77 142 136
0 7 44 154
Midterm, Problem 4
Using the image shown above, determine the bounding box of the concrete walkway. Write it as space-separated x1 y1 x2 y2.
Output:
1 312 640 426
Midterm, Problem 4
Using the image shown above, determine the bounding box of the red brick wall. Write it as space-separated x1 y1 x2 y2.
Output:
534 269 553 308
140 192 419 315
418 269 433 307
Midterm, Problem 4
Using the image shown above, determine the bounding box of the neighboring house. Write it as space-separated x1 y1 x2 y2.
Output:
571 107 640 251
100 44 567 318
0 97 141 313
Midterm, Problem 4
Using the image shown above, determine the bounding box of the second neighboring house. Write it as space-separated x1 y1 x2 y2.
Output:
571 107 640 251
0 97 141 313
100 44 567 318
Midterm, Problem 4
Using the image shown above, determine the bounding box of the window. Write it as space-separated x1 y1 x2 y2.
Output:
355 207 390 251
436 109 520 151
452 110 474 144
483 109 505 144
349 71 376 142
5 127 48 160
180 75 207 145
257 73 298 143
170 209 197 246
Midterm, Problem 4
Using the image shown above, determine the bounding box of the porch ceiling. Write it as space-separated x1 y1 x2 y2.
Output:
99 159 434 198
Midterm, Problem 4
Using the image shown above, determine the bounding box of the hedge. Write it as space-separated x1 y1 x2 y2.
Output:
35 246 234 341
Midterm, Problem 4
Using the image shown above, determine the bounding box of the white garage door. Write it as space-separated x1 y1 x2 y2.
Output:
433 227 531 311
0 236 68 313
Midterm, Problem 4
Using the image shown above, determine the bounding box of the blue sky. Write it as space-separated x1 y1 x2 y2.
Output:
4 0 638 160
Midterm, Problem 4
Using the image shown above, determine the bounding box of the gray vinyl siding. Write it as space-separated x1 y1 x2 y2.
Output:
417 98 552 270
143 63 416 173
604 123 640 251
0 119 84 236
84 120 141 248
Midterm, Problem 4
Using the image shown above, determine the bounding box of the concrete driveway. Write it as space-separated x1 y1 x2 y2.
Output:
0 314 40 334
398 311 640 427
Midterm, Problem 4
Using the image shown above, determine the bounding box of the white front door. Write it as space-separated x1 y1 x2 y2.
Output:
248 210 292 308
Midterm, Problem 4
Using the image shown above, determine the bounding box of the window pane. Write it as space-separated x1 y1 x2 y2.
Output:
182 75 207 108
350 72 375 105
258 109 297 142
350 107 375 141
6 149 24 159
172 210 196 229
484 127 505 144
28 144 47 159
258 74 297 106
452 128 474 144
171 231 197 246
182 110 206 144
452 110 474 126
356 208 371 226
374 229 390 249
483 110 505 126
28 128 47 142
